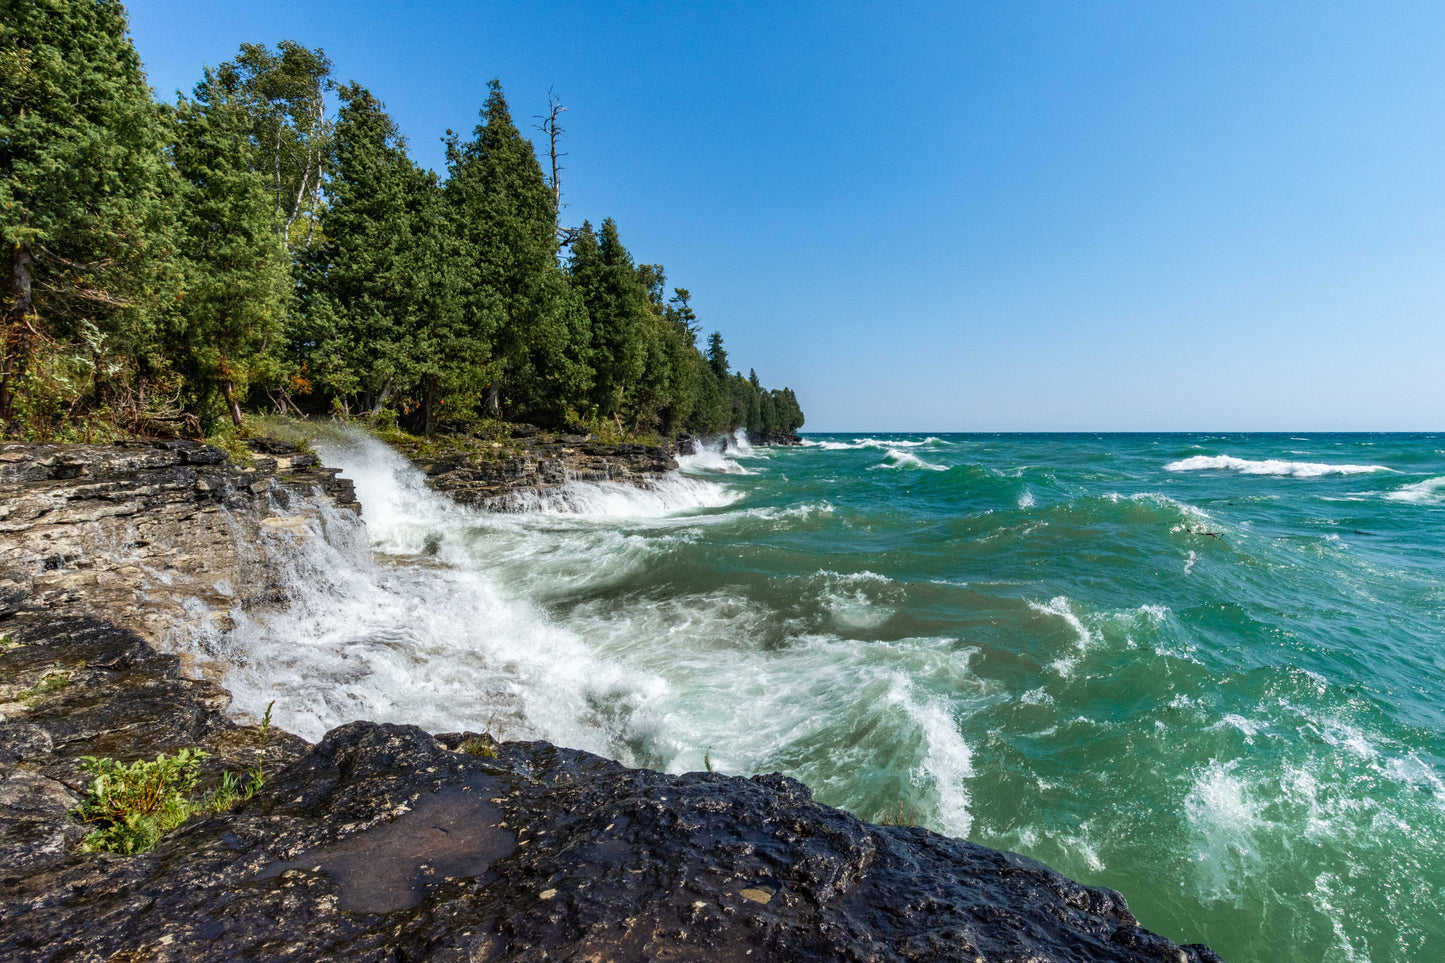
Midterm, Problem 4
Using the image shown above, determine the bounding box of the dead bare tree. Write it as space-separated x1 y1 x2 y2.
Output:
534 88 567 214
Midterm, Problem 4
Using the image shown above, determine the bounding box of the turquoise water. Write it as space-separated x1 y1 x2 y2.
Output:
711 434 1445 963
213 431 1445 962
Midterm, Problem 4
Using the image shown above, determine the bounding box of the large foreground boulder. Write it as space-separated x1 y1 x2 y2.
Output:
1 714 1222 962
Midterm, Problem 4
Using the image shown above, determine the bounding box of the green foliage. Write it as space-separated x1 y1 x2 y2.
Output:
298 83 474 432
1 0 177 431
172 74 293 431
205 41 332 251
74 702 276 855
446 79 589 425
0 4 802 441
19 669 70 703
74 749 208 854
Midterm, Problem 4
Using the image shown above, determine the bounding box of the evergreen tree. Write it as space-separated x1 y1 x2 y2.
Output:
569 218 650 417
447 79 587 421
172 71 292 429
1 0 174 429
705 331 729 381
299 84 422 414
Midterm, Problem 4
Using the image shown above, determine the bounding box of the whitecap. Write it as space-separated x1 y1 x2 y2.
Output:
1164 454 1391 477
1383 476 1445 505
869 448 949 472
1028 596 1094 677
886 675 974 838
1183 758 1269 902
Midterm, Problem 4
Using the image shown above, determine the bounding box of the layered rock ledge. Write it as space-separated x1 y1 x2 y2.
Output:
0 442 1223 962
386 426 677 509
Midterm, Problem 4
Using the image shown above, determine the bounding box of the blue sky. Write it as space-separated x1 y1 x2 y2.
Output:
128 2 1445 431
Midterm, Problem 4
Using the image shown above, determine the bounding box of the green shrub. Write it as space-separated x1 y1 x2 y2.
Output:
74 749 209 855
74 702 276 854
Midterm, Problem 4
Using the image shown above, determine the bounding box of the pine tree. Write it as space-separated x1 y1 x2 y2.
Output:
705 332 729 380
299 84 420 415
569 218 650 417
1 0 174 429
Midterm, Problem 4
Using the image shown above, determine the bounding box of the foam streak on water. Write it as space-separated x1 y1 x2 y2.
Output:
193 430 1445 963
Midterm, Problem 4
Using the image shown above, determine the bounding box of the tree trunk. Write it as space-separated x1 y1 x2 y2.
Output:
221 375 244 428
369 380 394 418
423 379 437 436
1 243 35 428
485 382 500 417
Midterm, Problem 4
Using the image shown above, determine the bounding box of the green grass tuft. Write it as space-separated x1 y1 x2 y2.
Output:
19 670 70 703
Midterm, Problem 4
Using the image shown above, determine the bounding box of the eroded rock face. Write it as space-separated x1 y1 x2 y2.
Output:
0 439 358 642
0 703 1223 962
390 430 677 509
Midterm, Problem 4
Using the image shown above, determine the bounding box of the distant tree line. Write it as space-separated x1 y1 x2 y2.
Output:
0 0 804 440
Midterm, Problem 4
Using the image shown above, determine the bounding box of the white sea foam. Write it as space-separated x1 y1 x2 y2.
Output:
501 474 742 515
886 674 974 838
1184 759 1269 903
1028 596 1095 676
676 434 752 475
1209 714 1267 744
812 570 897 631
1383 475 1445 504
870 448 949 472
813 436 945 452
1164 454 1391 477
1017 489 1036 509
730 427 759 456
184 433 731 746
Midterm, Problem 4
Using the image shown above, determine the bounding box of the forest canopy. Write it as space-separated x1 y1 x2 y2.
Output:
0 0 803 441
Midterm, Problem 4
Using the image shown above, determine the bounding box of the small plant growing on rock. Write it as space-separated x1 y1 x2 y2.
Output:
19 669 70 703
74 701 279 854
75 749 209 854
458 737 498 759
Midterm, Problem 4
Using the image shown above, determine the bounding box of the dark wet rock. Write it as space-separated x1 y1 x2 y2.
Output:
0 705 1224 961
747 429 803 446
388 429 677 510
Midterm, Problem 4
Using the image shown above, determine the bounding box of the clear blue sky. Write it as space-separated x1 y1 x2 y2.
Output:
127 1 1445 431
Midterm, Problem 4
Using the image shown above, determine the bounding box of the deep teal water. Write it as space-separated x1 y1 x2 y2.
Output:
648 433 1445 963
222 431 1445 963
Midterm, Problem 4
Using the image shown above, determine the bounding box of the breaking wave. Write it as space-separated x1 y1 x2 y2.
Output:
1164 455 1391 477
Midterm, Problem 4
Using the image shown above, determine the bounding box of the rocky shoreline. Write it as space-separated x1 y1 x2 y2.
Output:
387 425 679 510
385 426 801 510
0 440 1222 961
